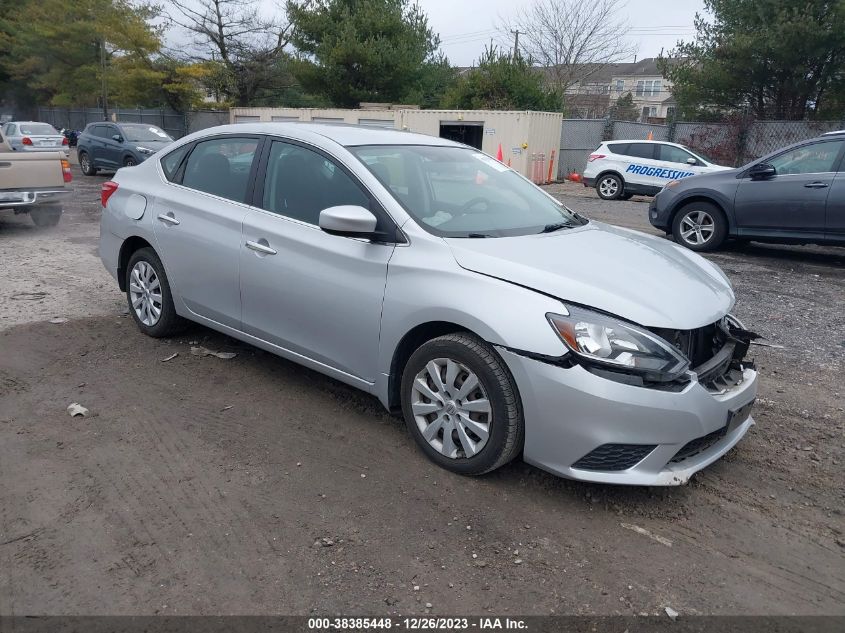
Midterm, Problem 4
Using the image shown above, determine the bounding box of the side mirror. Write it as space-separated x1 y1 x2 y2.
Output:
319 205 378 237
112 134 124 143
748 163 776 180
686 157 697 165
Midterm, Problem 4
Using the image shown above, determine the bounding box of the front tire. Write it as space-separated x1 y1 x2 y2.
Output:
400 333 523 476
672 202 727 251
123 156 137 167
125 247 185 337
30 207 62 227
79 151 97 176
596 173 623 200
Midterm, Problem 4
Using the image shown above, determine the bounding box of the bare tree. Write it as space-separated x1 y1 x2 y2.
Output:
166 0 308 105
504 0 637 95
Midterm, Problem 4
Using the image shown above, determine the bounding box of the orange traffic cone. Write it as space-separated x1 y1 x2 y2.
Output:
647 131 654 140
496 143 503 162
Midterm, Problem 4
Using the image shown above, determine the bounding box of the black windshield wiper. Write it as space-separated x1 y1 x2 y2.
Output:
466 233 494 238
539 222 574 233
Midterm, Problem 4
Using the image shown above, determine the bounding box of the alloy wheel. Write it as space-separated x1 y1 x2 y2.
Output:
80 154 90 172
679 210 715 246
410 358 492 459
599 176 619 197
129 260 163 326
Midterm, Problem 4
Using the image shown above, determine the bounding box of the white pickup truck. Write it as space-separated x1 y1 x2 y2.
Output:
0 129 73 227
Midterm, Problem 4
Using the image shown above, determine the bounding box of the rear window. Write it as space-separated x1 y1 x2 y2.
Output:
160 145 191 182
607 143 655 160
19 123 57 135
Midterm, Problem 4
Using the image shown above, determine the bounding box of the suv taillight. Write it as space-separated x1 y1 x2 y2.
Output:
61 159 72 183
588 154 605 162
62 137 69 145
101 181 119 207
21 137 33 146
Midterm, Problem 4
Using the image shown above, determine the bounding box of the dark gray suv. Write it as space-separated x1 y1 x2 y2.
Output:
649 132 845 251
77 122 173 175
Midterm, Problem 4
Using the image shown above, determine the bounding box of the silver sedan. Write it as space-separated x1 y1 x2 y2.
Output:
99 123 758 485
2 121 69 155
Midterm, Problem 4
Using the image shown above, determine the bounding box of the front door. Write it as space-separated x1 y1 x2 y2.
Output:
733 139 844 239
239 139 395 382
825 170 845 241
153 135 261 328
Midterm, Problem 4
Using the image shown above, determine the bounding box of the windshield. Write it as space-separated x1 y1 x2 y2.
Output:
351 145 585 238
683 145 716 165
121 124 172 143
19 123 57 135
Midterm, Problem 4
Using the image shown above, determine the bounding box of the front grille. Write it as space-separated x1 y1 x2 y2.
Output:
572 443 657 471
670 426 727 463
650 318 754 393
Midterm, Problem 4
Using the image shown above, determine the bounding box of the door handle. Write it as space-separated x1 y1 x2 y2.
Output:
246 239 277 255
157 213 180 226
804 182 829 189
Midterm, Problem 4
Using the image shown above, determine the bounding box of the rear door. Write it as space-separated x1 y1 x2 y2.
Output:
733 139 844 239
152 135 261 328
90 125 115 168
612 142 664 189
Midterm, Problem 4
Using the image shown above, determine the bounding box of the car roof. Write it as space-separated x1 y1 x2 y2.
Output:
822 130 845 136
604 139 679 146
197 122 463 148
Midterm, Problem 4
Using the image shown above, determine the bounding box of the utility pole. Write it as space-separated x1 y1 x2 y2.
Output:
100 38 109 121
511 30 522 59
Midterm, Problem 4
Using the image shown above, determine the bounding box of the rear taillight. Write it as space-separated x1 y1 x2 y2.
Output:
62 137 69 145
61 159 72 183
587 154 606 162
101 181 118 207
22 137 33 146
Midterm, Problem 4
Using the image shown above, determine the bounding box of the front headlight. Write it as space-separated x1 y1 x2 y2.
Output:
547 306 689 381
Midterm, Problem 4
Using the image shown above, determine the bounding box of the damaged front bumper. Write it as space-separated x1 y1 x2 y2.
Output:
498 318 759 486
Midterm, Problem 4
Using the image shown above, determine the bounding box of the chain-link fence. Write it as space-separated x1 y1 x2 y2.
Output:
560 116 845 178
36 106 229 139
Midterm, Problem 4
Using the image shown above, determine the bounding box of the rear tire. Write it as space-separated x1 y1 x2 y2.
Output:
596 173 623 200
30 207 62 227
400 333 523 476
79 151 97 176
123 156 137 167
672 202 727 251
125 247 186 338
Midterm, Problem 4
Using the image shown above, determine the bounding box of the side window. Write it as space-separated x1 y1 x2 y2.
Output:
160 144 191 182
768 140 844 175
5 124 15 136
627 143 656 160
93 125 112 139
261 140 369 225
182 137 259 203
658 144 696 165
607 143 629 156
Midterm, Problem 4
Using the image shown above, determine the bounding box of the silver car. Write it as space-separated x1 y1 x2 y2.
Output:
2 121 69 155
99 123 759 486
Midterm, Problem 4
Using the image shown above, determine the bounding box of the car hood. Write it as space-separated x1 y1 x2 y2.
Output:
445 222 734 330
129 139 172 151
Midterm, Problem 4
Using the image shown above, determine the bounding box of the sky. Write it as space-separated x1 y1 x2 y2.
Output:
251 0 707 66
423 0 706 66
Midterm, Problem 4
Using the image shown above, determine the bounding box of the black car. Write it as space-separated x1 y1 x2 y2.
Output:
649 131 845 251
77 122 173 175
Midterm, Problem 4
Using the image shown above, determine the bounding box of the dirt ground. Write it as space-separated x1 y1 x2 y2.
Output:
1 160 843 616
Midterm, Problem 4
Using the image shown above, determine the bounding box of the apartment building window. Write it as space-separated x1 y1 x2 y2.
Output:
635 80 662 96
615 80 624 93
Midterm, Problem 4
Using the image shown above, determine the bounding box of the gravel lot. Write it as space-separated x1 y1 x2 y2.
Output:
1 158 843 615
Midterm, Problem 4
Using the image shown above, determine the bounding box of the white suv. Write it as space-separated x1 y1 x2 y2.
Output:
583 140 729 200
